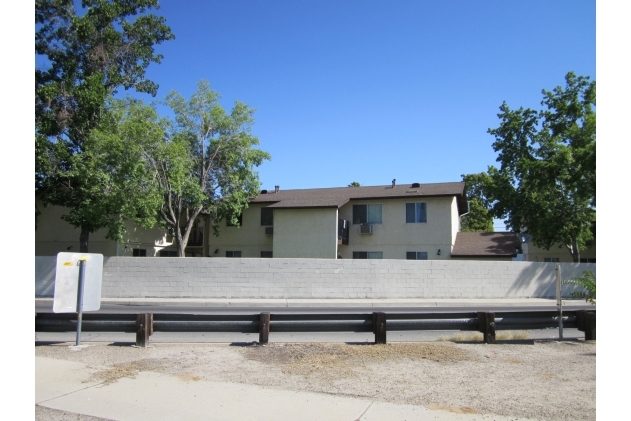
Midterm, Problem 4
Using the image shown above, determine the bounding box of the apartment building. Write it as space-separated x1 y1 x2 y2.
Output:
207 181 468 260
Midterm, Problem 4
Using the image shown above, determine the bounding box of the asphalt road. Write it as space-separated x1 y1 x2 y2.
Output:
35 301 596 315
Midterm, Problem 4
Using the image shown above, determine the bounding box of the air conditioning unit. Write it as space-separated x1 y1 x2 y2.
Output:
359 224 372 234
265 226 274 235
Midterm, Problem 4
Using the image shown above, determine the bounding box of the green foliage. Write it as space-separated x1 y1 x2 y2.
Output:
460 199 494 232
466 72 595 261
460 173 494 232
563 270 596 305
348 181 361 187
139 80 271 256
35 0 174 251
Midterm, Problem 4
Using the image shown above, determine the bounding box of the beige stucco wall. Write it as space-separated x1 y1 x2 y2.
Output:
522 241 596 262
273 208 338 259
206 203 274 258
337 197 456 260
35 202 173 256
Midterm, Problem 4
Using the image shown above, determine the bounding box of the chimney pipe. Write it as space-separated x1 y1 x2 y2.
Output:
392 179 396 188
275 185 279 193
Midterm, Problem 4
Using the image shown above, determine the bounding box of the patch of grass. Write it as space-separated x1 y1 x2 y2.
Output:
498 330 531 341
437 332 483 342
437 330 531 342
88 359 164 385
244 342 472 378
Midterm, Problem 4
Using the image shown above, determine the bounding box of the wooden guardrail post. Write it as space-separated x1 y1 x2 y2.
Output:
478 311 496 344
576 310 596 340
136 313 151 347
373 312 387 344
259 312 270 345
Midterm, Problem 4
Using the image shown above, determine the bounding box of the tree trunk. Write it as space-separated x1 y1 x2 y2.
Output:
570 235 580 263
80 226 90 253
177 232 187 257
175 209 202 257
174 225 185 257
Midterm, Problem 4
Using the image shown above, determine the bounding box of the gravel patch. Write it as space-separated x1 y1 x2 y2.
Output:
35 339 595 421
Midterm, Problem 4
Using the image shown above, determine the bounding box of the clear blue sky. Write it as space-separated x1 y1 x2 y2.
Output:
126 0 595 194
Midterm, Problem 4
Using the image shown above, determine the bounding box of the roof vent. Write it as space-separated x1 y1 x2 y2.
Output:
274 185 279 193
411 182 420 188
392 179 396 188
260 189 268 194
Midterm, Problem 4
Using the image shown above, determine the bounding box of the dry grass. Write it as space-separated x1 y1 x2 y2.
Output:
88 358 165 385
436 330 531 342
244 342 472 378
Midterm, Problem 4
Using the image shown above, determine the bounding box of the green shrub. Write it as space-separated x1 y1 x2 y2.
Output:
563 270 596 305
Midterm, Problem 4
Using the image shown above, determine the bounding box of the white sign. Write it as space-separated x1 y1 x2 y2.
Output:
53 252 103 313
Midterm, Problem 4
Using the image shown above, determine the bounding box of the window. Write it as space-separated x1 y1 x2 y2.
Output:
261 251 273 258
261 208 274 226
132 248 147 257
406 251 428 260
226 251 242 258
352 251 383 259
352 204 382 224
226 213 243 227
406 203 427 223
159 250 178 257
580 258 596 263
543 258 559 262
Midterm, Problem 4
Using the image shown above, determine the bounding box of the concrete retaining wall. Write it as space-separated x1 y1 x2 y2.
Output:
35 257 596 299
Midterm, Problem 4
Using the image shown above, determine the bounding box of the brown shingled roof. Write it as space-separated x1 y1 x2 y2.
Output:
451 232 521 257
251 182 467 213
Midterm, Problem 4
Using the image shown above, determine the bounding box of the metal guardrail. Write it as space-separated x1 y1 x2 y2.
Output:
35 310 596 347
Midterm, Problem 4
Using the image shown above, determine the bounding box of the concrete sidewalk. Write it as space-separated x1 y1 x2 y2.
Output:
36 297 574 308
36 355 536 421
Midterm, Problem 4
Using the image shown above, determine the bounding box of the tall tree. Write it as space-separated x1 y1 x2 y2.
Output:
88 98 166 240
35 0 174 252
142 80 271 257
483 72 596 262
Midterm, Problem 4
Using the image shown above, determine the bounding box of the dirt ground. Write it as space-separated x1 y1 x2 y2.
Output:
35 339 595 421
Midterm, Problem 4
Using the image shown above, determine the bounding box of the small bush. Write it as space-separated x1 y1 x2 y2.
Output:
563 270 596 305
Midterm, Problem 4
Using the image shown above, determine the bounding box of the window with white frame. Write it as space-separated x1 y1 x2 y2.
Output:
353 204 382 224
406 251 428 260
406 203 427 223
226 251 242 258
352 251 383 259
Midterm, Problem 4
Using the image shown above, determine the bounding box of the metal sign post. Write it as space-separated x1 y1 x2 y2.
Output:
556 263 563 339
54 253 103 346
75 258 87 346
